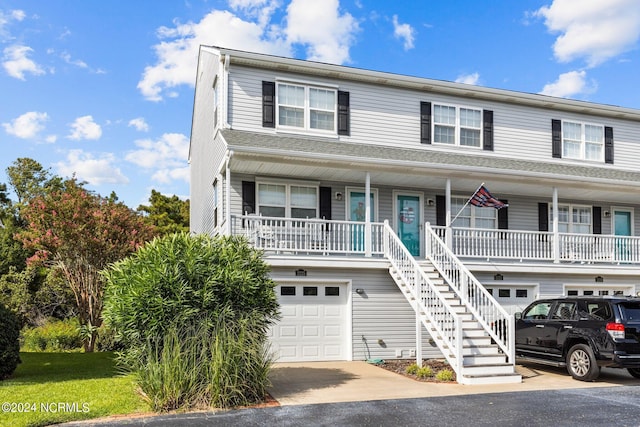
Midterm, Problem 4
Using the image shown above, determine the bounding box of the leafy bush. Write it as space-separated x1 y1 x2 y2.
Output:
102 233 279 410
435 368 455 382
21 318 83 352
405 363 419 375
0 302 21 379
416 366 434 379
95 324 124 352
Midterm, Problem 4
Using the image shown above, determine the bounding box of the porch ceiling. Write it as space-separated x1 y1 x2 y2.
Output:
222 129 640 204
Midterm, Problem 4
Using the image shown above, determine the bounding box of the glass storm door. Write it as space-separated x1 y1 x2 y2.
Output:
614 210 632 262
348 191 374 251
396 194 421 256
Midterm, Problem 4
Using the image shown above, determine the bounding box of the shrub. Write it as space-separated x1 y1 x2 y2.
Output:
435 368 455 382
21 318 83 352
416 366 434 379
0 302 21 379
102 233 279 410
405 363 419 375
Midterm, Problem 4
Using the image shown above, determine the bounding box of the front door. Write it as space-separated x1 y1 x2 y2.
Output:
614 209 632 262
395 193 422 256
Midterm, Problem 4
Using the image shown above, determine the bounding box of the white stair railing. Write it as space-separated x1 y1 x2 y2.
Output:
383 221 463 374
426 223 515 362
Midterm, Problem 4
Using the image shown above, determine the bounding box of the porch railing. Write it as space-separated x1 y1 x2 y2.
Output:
432 225 640 264
230 215 385 256
383 221 463 374
426 223 514 362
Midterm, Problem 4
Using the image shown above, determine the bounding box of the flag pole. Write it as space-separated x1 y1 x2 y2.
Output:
450 182 484 225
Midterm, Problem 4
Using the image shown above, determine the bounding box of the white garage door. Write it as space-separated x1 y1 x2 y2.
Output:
269 283 348 362
485 285 537 315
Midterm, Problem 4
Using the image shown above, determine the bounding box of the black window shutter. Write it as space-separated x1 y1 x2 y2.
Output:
262 81 275 128
337 91 350 136
420 102 432 144
319 187 332 220
593 206 602 234
604 126 614 164
483 110 494 151
498 200 508 229
538 203 549 231
242 181 256 215
436 195 446 226
552 119 562 158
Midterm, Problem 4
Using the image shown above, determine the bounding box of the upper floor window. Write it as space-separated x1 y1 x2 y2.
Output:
433 104 482 148
277 83 336 133
563 121 604 161
257 182 318 218
451 196 497 229
550 204 591 234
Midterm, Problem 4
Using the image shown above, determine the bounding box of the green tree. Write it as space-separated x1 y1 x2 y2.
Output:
0 301 20 380
6 157 63 206
17 178 157 351
137 190 189 235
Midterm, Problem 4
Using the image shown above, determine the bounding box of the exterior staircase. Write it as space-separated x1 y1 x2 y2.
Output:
383 221 521 385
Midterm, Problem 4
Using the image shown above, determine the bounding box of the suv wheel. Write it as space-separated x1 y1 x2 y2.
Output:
628 368 640 379
567 344 600 381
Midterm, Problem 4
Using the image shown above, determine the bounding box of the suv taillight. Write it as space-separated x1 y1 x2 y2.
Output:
606 322 625 340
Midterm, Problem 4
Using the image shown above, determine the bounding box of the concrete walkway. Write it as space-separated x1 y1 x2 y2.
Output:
268 361 638 406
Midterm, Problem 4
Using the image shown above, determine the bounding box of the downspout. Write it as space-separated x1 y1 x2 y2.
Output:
225 150 234 236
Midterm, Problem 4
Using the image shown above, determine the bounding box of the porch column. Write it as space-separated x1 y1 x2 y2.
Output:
553 187 559 263
225 152 232 236
365 171 372 257
445 178 453 249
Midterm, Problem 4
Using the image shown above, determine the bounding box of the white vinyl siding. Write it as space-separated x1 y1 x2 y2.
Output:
562 121 604 161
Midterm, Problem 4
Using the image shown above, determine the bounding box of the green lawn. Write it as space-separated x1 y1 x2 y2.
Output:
0 352 147 427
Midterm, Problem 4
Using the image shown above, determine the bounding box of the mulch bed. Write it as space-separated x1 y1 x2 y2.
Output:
375 359 457 383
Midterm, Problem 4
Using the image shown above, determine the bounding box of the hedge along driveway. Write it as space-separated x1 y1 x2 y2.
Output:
0 352 147 427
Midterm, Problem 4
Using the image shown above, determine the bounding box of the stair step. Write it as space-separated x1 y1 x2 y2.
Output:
462 344 501 355
463 354 506 365
462 363 515 376
461 373 522 385
463 336 492 346
462 327 487 338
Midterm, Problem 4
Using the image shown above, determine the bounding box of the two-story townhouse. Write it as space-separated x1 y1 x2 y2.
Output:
189 45 640 385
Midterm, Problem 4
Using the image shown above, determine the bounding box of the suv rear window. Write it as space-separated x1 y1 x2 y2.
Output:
619 302 640 322
585 302 611 320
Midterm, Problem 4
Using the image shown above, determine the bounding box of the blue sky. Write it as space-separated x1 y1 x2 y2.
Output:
1 0 639 208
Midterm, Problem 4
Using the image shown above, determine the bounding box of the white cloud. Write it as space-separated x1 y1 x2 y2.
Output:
285 0 359 63
535 0 640 67
539 70 597 98
2 111 49 139
55 150 129 185
68 115 102 140
2 44 45 80
138 1 359 101
128 117 149 132
125 133 190 184
60 51 88 69
455 72 480 85
392 15 415 50
0 9 25 41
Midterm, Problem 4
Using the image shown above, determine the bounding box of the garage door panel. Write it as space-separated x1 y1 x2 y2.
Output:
270 284 348 362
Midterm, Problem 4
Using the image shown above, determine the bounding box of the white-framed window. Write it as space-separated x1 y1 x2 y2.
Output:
562 121 604 161
550 204 591 234
451 196 497 229
277 82 337 133
257 181 318 218
433 104 482 148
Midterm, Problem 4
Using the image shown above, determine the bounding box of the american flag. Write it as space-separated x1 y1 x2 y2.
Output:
469 185 508 209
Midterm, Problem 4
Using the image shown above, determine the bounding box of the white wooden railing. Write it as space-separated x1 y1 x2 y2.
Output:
231 215 385 256
433 225 640 264
383 221 463 374
426 223 515 362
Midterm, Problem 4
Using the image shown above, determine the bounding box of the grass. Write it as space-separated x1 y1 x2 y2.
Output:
0 352 147 427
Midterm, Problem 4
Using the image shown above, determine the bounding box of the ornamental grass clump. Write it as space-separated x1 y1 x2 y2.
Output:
102 233 278 411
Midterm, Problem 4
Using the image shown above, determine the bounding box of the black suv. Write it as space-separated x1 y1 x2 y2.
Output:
515 296 640 381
